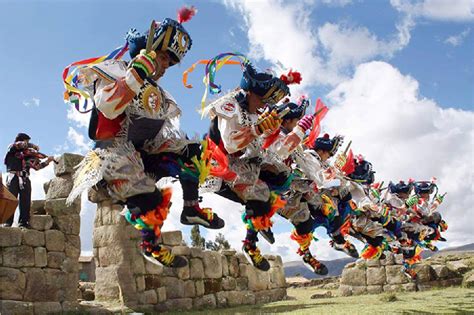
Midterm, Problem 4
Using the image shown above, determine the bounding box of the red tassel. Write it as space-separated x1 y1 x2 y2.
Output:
177 6 197 23
280 70 302 85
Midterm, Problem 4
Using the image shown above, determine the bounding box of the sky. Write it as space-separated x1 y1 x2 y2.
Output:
0 0 473 263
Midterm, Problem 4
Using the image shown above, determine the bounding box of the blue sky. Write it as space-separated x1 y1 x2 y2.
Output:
1 0 473 261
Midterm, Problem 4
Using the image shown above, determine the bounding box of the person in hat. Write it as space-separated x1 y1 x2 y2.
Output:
256 97 330 275
65 7 224 268
202 57 300 271
346 156 390 260
282 133 359 271
383 180 422 279
3 133 54 228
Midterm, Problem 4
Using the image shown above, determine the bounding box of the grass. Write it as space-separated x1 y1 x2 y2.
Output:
170 287 474 315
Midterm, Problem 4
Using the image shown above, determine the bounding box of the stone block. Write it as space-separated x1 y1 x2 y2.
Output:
380 252 395 266
157 287 167 303
383 284 402 292
255 291 273 304
82 289 95 301
0 267 26 300
45 230 65 251
431 265 454 279
204 278 222 294
144 275 161 290
463 272 474 288
236 253 249 265
341 265 366 286
446 260 470 274
274 255 283 267
31 200 46 215
143 290 158 304
394 254 404 265
0 300 33 315
34 247 47 267
136 276 145 292
366 259 380 267
190 247 204 258
222 277 237 291
161 231 182 246
100 203 125 226
95 265 136 302
367 267 386 285
269 288 286 301
45 176 74 199
61 257 78 273
236 277 248 290
65 235 81 259
222 249 236 256
367 285 383 294
161 276 184 299
47 251 66 269
43 181 50 195
228 256 240 277
222 255 229 276
385 265 408 284
61 301 81 313
203 251 223 278
33 302 62 315
54 153 83 176
190 258 204 279
92 225 126 248
23 268 60 301
44 198 80 216
3 245 34 267
215 291 228 307
338 284 352 296
414 264 436 282
29 215 53 231
226 290 255 306
22 229 45 247
172 245 191 256
88 186 111 204
145 259 164 275
241 264 270 291
184 280 196 298
352 286 367 295
53 214 81 235
163 298 193 311
0 227 22 246
402 282 417 292
195 280 205 297
270 266 287 288
176 264 190 280
193 294 217 309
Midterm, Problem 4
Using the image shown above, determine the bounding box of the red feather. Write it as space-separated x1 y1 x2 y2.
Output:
177 6 197 23
341 149 356 175
280 70 302 85
262 128 281 149
305 98 329 148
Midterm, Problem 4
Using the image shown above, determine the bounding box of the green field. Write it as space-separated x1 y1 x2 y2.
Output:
175 287 474 315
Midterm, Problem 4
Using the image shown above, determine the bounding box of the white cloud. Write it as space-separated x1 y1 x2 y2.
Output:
318 18 414 73
444 27 471 46
391 0 474 22
23 97 40 107
323 61 474 248
67 107 91 129
319 0 353 7
224 0 414 88
67 127 91 154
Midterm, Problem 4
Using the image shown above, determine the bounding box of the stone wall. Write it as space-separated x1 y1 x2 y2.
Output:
338 252 472 296
91 195 288 312
0 154 83 314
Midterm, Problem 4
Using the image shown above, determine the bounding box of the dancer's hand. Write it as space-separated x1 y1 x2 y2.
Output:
257 109 282 135
297 114 313 132
130 49 157 80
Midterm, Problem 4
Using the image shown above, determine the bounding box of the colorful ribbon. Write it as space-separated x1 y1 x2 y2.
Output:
182 52 248 117
62 43 129 113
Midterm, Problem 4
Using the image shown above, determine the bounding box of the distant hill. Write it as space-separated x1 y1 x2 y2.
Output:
284 242 474 279
284 257 356 279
